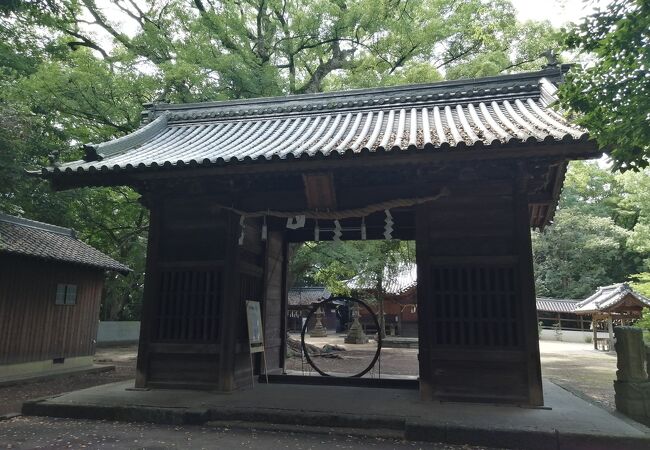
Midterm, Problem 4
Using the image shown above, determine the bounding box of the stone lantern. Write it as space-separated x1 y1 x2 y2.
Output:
309 306 328 337
345 303 369 344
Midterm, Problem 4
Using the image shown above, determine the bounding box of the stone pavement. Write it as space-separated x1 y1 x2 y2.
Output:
22 378 650 450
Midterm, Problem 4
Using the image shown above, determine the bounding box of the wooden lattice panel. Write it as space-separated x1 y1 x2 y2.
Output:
155 269 222 341
428 265 520 348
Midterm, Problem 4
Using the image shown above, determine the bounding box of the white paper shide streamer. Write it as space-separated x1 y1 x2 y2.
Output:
238 215 246 245
333 220 342 242
261 215 268 241
384 209 393 240
286 215 306 229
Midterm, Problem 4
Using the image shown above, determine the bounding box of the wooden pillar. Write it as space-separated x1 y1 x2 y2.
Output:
135 198 161 388
279 231 289 372
607 315 614 351
514 166 544 406
217 210 242 391
593 317 598 350
262 226 287 374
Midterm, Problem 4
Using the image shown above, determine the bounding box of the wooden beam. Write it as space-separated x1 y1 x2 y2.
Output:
302 172 337 210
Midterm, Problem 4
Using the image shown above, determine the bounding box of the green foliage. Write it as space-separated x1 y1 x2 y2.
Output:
446 20 561 80
533 208 635 298
290 240 415 298
532 160 650 299
559 0 650 171
635 308 650 343
629 273 650 298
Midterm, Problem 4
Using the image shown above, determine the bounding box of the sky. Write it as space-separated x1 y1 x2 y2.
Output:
511 0 611 26
100 0 612 37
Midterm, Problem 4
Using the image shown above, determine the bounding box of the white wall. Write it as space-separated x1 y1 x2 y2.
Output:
97 321 140 345
539 328 610 343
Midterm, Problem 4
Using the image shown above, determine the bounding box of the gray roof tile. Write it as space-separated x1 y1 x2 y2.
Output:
536 298 579 313
0 213 130 274
288 287 331 306
44 68 589 176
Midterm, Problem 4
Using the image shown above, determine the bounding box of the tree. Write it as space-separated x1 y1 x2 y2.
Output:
531 160 650 299
3 1 563 99
0 1 563 319
290 240 415 293
559 0 650 171
532 208 636 298
290 240 415 337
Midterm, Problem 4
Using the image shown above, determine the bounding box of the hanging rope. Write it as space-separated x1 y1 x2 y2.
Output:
215 187 450 220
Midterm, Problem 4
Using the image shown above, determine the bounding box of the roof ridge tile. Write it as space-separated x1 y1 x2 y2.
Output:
0 213 74 237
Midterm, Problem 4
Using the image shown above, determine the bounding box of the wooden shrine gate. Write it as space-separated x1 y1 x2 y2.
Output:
40 66 599 406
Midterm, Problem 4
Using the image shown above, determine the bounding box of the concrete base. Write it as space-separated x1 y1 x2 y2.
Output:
0 356 94 383
22 379 650 449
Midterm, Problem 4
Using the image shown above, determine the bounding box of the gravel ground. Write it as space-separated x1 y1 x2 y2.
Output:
0 416 497 449
0 346 137 416
288 333 418 376
539 340 618 411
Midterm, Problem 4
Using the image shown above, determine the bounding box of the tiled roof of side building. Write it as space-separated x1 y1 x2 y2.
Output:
287 286 331 306
573 283 650 314
536 298 579 313
41 66 591 177
0 213 131 274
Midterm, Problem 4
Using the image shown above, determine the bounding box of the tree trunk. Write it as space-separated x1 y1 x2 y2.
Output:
376 279 386 339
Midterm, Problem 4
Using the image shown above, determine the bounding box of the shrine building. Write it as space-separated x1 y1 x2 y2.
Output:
39 65 600 406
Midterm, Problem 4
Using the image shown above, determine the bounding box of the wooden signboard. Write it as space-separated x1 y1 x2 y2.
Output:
245 300 268 385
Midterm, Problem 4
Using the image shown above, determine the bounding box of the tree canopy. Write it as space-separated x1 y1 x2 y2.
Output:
532 161 650 299
290 240 415 296
0 0 564 319
559 0 650 171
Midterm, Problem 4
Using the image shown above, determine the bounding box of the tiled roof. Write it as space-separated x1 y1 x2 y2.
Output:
288 287 331 306
536 298 579 313
0 213 130 274
43 66 589 176
348 264 417 295
574 283 650 314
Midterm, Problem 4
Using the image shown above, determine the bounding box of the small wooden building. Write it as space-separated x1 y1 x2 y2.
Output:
573 283 650 351
0 213 130 381
353 270 419 337
38 65 599 405
382 283 418 337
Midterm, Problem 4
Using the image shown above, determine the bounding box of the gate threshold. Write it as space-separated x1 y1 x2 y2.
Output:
262 373 419 389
